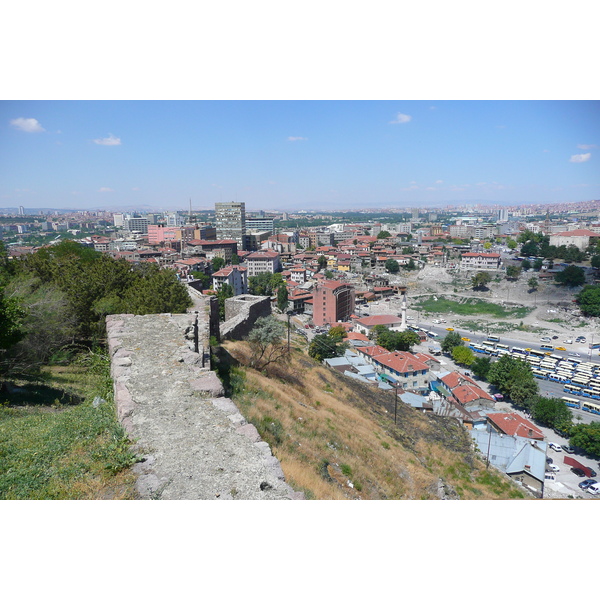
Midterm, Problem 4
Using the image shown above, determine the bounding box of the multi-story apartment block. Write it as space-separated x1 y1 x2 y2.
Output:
125 217 149 235
312 281 355 327
244 250 281 277
212 265 248 296
459 252 502 270
215 202 246 249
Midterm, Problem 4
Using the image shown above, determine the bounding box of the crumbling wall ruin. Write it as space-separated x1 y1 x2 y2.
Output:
106 294 302 500
220 294 272 341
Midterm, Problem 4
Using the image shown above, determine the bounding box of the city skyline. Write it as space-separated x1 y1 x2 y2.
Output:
1 100 599 213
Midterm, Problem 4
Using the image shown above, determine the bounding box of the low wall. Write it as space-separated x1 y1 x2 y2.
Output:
106 311 303 500
221 295 272 341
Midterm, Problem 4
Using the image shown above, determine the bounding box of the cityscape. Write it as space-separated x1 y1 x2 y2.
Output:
2 99 600 507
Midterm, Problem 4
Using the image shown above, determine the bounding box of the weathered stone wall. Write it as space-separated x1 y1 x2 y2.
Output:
221 295 272 341
106 309 302 500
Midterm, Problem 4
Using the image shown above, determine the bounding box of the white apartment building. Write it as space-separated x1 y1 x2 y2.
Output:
244 250 281 277
212 265 248 296
459 252 502 270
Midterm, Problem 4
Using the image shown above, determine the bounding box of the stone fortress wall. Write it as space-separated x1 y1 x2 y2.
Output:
107 292 303 500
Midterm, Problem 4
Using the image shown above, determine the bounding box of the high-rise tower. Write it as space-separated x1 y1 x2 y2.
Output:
215 202 246 250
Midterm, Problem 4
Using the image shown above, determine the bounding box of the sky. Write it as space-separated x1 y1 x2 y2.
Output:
1 100 599 213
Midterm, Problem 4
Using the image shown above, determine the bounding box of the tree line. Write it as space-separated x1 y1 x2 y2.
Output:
0 240 192 374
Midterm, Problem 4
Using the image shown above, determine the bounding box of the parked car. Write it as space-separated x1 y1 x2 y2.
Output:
552 335 559 339
549 442 562 452
555 346 566 351
576 336 587 343
564 339 573 344
547 464 560 472
586 482 600 495
540 336 552 342
571 467 586 477
568 352 581 357
579 479 597 490
561 445 575 454
546 457 553 464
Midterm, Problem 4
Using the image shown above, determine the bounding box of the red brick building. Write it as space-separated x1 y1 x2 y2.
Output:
312 281 355 326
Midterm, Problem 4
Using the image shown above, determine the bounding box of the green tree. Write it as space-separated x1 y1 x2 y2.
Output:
0 287 26 355
507 239 517 250
231 253 240 265
591 254 600 269
471 356 492 380
216 283 234 321
402 258 417 271
532 258 544 271
527 276 539 291
377 231 391 239
576 284 600 317
385 258 399 273
521 259 532 271
370 325 419 352
530 396 573 429
308 332 347 362
555 265 585 287
488 355 538 408
471 271 492 290
569 422 600 457
441 331 463 354
317 255 328 270
451 345 475 366
276 285 289 313
483 241 492 250
505 265 521 280
211 257 226 272
247 316 287 370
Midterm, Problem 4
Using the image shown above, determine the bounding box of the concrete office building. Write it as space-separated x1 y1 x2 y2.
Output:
215 202 246 250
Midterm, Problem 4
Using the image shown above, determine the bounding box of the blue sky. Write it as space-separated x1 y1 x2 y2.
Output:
1 100 598 212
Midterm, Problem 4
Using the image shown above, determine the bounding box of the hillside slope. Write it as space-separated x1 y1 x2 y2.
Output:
217 341 527 500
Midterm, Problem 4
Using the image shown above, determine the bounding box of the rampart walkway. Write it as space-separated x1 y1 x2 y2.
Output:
106 313 302 500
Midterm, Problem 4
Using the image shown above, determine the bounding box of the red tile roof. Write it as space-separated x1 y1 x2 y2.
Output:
487 412 544 439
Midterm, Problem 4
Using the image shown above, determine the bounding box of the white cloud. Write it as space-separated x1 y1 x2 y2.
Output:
287 136 307 141
10 117 45 133
390 113 412 124
93 134 121 146
435 180 443 184
578 144 597 150
569 153 591 163
99 187 114 192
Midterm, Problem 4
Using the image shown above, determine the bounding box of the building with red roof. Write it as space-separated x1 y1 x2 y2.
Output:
487 412 544 440
312 281 355 326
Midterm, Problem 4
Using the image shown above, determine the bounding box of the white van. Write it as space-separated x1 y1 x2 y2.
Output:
587 482 600 495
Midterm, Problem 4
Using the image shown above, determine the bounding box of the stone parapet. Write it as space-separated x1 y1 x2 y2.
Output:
105 313 302 500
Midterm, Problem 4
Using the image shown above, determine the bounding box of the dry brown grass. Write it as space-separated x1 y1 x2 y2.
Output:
220 341 528 500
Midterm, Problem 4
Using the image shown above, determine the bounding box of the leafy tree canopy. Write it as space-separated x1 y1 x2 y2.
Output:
576 284 600 317
385 258 399 273
569 422 600 457
555 265 585 287
451 345 475 366
441 331 463 354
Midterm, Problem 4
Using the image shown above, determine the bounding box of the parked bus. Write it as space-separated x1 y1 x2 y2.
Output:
511 347 528 356
532 369 547 379
528 349 546 359
470 344 485 353
496 343 509 352
562 396 581 408
582 399 600 415
487 335 500 343
540 344 554 352
550 354 563 361
571 376 591 387
564 384 582 395
566 357 582 366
